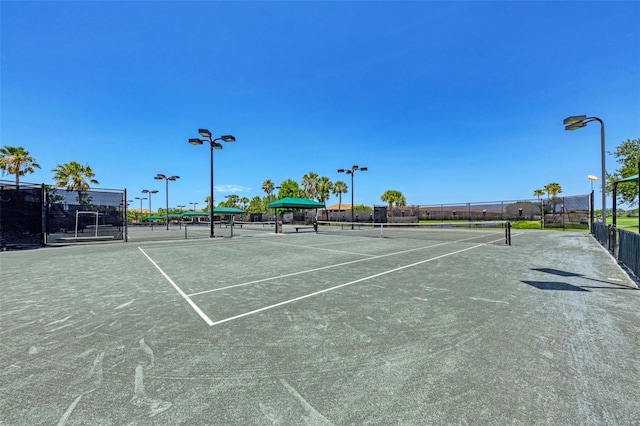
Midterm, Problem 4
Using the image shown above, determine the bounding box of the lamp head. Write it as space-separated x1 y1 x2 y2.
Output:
155 174 166 180
189 138 204 145
212 142 223 149
565 122 587 131
337 169 345 173
588 175 600 182
360 167 368 172
563 115 587 126
221 135 236 142
168 176 180 181
198 129 212 139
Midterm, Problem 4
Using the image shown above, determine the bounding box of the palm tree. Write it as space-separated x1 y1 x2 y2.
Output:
301 171 318 199
225 194 239 207
51 161 99 208
381 190 406 209
239 196 250 210
315 177 333 204
315 176 333 219
544 183 563 221
204 195 213 211
0 146 41 187
533 189 546 228
544 183 562 199
332 180 348 211
262 179 275 202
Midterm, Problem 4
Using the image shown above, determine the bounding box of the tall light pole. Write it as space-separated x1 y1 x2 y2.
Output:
190 202 198 211
587 175 600 226
142 189 158 217
564 115 606 222
189 128 236 238
134 196 147 219
155 174 180 230
337 165 367 229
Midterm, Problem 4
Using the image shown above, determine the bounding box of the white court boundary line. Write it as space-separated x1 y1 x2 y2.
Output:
187 239 463 297
138 247 214 326
140 232 512 327
206 243 485 326
187 229 510 297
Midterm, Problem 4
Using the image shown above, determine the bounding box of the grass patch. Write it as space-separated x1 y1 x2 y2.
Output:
511 221 543 230
610 217 640 232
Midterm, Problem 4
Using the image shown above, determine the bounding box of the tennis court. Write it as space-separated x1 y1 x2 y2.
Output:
1 229 639 424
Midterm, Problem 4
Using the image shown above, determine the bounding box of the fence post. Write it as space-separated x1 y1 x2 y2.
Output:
41 183 47 246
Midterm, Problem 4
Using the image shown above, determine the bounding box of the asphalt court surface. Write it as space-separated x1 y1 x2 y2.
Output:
138 233 509 326
1 229 639 425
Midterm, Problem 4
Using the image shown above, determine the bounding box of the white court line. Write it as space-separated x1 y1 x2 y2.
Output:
207 243 485 327
262 239 379 257
188 229 508 297
138 247 214 326
187 239 460 297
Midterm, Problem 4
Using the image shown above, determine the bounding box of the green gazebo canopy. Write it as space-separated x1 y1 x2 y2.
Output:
616 173 639 183
182 211 209 217
267 197 325 209
213 207 245 214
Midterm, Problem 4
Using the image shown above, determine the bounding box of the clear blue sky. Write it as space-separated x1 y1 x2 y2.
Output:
2 1 639 211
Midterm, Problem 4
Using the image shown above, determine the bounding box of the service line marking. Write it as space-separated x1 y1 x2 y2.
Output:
187 239 460 297
138 247 214 326
207 243 485 327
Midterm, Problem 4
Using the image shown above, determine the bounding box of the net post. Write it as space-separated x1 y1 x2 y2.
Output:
505 221 512 245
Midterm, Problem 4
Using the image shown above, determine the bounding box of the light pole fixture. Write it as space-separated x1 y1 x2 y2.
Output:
134 196 147 216
189 128 236 237
564 115 606 222
142 189 158 217
337 165 367 229
587 175 600 192
190 202 198 211
154 173 180 230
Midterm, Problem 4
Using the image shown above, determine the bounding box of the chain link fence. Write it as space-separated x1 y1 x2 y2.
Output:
0 180 126 248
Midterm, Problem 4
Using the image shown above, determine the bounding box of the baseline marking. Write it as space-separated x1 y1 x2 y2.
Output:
138 247 214 326
208 243 484 327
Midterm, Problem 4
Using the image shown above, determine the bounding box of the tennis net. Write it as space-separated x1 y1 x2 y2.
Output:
230 220 276 237
316 221 511 245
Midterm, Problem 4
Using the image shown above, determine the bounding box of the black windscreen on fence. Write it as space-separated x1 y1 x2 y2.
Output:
46 186 126 243
591 221 640 280
376 194 591 229
0 182 44 247
618 230 640 279
1 180 127 247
